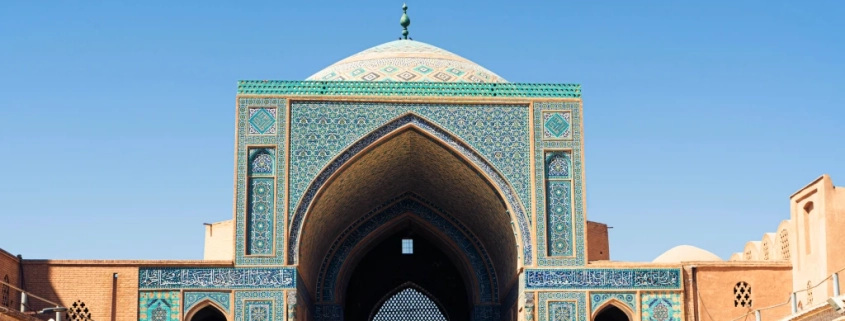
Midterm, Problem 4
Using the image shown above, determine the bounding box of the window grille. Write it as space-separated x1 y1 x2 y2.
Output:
402 239 413 255
372 288 446 321
1 275 8 307
734 282 752 307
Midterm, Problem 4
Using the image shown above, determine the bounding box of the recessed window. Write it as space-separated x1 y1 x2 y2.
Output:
1 275 9 307
402 239 413 254
734 281 752 307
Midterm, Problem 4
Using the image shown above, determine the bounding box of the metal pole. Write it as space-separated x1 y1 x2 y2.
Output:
20 293 27 312
56 306 62 321
791 292 798 314
834 272 841 296
755 310 761 321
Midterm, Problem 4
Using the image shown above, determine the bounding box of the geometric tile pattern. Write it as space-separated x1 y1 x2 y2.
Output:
249 108 277 135
542 111 572 140
238 81 581 98
184 292 231 314
546 180 572 257
234 291 284 321
139 267 296 289
549 301 577 321
590 292 636 314
288 101 531 224
640 292 682 321
534 102 585 266
537 292 586 321
288 109 533 265
317 196 497 303
235 98 286 265
525 268 682 290
307 40 507 83
247 178 274 255
139 292 180 321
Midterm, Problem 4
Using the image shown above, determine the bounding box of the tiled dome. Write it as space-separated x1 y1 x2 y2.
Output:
306 40 507 83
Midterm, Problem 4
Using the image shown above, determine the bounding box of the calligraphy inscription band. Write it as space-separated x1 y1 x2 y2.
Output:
525 268 681 290
139 268 296 289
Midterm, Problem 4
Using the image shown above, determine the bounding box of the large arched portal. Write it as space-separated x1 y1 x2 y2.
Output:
293 115 522 320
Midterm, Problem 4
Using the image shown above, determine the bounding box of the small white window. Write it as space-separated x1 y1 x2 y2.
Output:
402 239 413 254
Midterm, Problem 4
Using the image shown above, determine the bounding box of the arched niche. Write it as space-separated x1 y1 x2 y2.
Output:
292 114 524 305
369 282 450 321
591 300 633 321
185 302 228 321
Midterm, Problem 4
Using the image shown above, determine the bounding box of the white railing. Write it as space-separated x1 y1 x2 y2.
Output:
0 278 68 321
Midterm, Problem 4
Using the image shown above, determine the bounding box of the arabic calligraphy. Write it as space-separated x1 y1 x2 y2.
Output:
525 268 681 289
139 268 295 289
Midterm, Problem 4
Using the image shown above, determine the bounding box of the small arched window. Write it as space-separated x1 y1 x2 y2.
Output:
371 286 448 321
1 275 9 307
734 282 752 307
803 202 814 254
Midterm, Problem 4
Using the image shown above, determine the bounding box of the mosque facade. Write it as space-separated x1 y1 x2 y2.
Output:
1 8 844 321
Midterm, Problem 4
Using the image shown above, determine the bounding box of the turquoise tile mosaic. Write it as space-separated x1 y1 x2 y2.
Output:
590 292 635 314
234 291 285 321
534 102 585 266
640 292 682 321
237 81 581 98
537 292 586 321
184 292 231 314
525 268 682 290
236 98 287 265
139 292 180 321
317 196 497 303
288 106 533 265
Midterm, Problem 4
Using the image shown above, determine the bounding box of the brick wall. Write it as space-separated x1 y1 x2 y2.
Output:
586 221 610 262
0 249 21 310
21 262 138 321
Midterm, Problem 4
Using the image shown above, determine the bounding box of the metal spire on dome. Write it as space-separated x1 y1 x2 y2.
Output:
400 3 411 40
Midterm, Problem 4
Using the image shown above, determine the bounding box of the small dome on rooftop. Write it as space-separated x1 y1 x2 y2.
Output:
306 40 507 83
653 245 722 263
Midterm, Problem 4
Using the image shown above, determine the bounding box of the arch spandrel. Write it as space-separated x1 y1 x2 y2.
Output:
287 101 532 239
291 115 528 304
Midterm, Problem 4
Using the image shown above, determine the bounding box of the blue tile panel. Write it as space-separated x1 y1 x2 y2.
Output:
288 112 533 266
139 268 296 290
590 292 636 314
318 196 497 303
314 304 343 321
537 292 586 321
641 292 683 321
234 291 285 321
237 81 581 98
534 102 585 266
288 101 530 223
472 305 501 321
184 292 231 314
542 111 573 140
139 292 180 321
247 178 275 255
236 99 287 265
525 268 682 290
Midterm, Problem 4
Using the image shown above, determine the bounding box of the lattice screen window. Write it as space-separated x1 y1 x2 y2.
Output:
780 229 790 259
66 300 92 321
372 288 447 321
1 275 9 307
762 240 770 260
734 282 752 307
744 250 752 261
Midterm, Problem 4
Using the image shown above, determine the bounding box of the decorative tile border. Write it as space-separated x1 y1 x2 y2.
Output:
541 111 573 140
537 292 586 321
139 268 296 290
288 113 532 266
590 292 636 314
525 268 682 290
236 98 287 265
533 101 585 266
234 291 285 321
317 196 497 303
237 80 581 98
641 292 683 321
184 292 231 314
139 292 180 321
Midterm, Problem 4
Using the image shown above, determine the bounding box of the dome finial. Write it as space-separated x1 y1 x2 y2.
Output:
400 3 411 40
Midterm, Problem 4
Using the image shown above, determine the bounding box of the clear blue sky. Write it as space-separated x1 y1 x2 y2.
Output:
0 1 842 262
